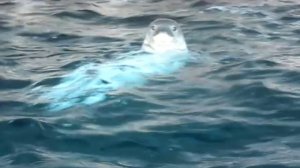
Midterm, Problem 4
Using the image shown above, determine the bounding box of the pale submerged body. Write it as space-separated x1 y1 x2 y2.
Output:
40 18 190 111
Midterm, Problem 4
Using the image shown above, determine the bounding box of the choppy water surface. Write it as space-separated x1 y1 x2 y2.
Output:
0 0 300 167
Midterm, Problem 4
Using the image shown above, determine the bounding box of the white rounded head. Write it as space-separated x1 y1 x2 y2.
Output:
142 18 188 53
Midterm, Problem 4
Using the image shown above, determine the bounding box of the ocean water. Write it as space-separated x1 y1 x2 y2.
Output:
0 0 300 167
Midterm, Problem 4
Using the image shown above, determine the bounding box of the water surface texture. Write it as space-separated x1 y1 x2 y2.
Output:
1 0 300 167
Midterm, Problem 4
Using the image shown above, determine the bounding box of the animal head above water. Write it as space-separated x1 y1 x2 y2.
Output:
142 18 188 54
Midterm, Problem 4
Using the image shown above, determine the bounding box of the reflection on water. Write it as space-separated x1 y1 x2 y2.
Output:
0 0 300 167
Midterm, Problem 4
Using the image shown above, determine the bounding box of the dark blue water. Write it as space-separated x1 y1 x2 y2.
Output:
1 0 300 167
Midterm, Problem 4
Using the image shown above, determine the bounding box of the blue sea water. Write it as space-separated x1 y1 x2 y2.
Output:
0 0 300 167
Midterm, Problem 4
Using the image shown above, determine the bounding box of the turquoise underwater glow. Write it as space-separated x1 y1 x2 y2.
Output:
37 50 190 111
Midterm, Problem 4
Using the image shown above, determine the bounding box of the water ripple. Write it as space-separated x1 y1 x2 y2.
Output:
0 0 300 167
